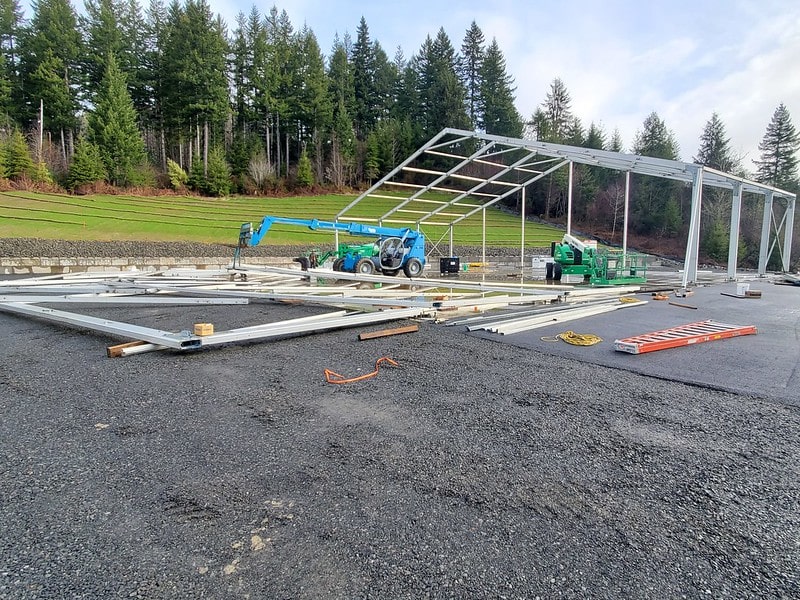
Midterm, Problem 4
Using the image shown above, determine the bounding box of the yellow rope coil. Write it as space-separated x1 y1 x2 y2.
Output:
541 331 603 346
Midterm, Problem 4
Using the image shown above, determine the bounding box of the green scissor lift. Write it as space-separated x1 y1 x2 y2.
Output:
589 251 647 285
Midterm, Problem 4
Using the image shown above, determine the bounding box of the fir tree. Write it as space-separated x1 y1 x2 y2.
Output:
351 17 377 140
632 112 681 234
540 78 573 142
633 112 679 159
459 21 485 128
17 0 83 141
694 112 736 172
188 146 230 196
296 148 313 187
754 103 799 189
66 137 106 189
479 38 522 137
3 128 33 178
88 53 147 187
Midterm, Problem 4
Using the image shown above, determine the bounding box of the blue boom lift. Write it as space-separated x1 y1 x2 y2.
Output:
233 216 427 278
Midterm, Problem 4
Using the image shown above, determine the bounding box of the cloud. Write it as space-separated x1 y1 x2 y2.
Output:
197 0 800 169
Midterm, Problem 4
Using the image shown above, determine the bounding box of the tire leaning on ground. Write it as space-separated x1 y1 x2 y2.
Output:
403 258 423 278
332 258 345 271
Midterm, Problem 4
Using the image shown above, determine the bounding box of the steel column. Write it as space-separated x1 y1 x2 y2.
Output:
682 167 704 287
782 197 795 272
623 171 631 256
567 161 574 235
758 191 774 275
520 187 526 270
727 183 743 280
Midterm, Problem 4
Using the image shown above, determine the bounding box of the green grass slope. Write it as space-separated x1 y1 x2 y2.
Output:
0 191 562 248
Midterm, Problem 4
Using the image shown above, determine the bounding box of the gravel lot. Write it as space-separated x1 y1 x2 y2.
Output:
1 287 798 599
1 236 798 598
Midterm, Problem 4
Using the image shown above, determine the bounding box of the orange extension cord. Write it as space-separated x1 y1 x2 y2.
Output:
324 357 399 384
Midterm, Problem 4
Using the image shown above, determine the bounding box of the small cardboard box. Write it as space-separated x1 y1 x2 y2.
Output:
193 323 214 336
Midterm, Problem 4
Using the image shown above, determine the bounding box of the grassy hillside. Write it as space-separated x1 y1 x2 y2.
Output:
0 191 563 247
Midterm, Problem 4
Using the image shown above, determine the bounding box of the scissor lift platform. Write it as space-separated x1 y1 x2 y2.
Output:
614 320 758 355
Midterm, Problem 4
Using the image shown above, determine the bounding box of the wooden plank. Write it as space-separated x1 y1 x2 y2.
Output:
668 301 697 309
107 340 149 358
358 324 419 341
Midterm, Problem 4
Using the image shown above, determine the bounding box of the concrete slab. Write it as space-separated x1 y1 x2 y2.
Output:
468 279 800 405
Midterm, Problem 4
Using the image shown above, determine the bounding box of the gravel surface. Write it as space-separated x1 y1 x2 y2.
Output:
1 298 798 599
0 238 534 259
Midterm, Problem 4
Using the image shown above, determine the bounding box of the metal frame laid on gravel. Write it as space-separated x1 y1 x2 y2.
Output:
1 264 632 356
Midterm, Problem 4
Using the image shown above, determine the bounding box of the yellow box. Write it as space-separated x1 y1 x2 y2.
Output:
193 323 214 336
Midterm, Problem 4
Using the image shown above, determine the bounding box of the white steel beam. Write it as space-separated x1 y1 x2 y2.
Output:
0 302 202 349
682 167 704 287
782 197 795 271
758 191 774 275
727 183 743 280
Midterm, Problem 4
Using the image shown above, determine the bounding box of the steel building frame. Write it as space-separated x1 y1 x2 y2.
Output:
337 128 796 286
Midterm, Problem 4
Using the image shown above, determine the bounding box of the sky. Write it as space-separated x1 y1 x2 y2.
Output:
210 0 800 169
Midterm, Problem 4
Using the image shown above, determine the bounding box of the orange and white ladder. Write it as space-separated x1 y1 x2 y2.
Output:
614 320 757 355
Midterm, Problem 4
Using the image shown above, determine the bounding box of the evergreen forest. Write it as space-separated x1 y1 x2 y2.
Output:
0 0 797 267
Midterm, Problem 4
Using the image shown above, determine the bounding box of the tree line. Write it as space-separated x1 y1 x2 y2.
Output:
0 0 524 193
0 0 797 266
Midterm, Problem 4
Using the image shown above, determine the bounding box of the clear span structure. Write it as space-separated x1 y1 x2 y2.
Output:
335 128 796 287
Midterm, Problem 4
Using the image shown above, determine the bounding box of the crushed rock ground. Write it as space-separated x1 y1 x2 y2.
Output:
0 296 798 599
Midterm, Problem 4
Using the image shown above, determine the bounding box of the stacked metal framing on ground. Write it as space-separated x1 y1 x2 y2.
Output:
0 263 644 357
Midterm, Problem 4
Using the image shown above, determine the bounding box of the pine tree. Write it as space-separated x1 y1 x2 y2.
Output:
459 21 484 129
83 0 149 115
633 112 679 159
563 116 585 146
187 146 230 196
694 112 738 250
372 41 397 123
585 122 606 150
632 112 682 234
0 0 22 120
230 11 253 131
66 137 106 189
415 29 470 138
608 128 624 153
88 53 147 186
327 35 354 126
351 16 377 140
204 145 230 196
3 128 33 178
296 148 313 187
264 6 295 177
161 0 228 169
479 38 522 137
540 78 573 142
694 112 737 172
17 0 83 158
754 103 799 189
0 52 12 116
292 26 332 146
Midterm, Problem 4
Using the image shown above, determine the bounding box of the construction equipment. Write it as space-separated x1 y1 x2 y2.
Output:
549 234 647 285
614 320 757 354
293 241 379 271
234 216 426 277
